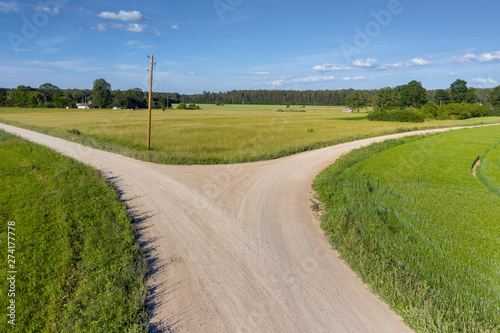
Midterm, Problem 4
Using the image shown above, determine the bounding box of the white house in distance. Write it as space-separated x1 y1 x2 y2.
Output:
76 103 94 109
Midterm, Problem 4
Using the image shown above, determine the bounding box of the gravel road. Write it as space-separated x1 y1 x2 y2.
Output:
4 123 491 332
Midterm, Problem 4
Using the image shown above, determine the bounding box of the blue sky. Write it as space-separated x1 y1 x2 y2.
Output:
1 0 500 94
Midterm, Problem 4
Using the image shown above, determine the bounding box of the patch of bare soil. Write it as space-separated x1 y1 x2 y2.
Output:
472 159 481 178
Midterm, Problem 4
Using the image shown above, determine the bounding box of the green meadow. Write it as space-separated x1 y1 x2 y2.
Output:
0 130 148 332
1 105 499 164
313 126 500 332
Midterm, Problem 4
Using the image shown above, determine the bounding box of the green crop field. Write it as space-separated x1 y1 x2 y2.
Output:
0 130 148 332
313 126 500 332
1 106 499 164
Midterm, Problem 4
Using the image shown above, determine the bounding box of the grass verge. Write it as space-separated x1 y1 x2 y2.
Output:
313 126 500 332
0 130 149 332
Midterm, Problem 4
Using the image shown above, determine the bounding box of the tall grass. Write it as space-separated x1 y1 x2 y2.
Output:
1 107 499 165
313 127 500 332
0 130 149 332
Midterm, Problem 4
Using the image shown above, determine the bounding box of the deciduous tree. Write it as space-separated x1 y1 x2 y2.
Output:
397 80 429 108
345 90 370 112
92 78 112 109
434 89 450 107
486 85 500 108
0 88 6 106
373 87 399 110
450 79 478 104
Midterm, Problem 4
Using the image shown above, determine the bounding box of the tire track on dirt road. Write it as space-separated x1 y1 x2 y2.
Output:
3 123 496 332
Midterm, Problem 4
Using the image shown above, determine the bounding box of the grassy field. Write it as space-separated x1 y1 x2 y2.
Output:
1 105 499 164
313 126 500 332
0 130 148 332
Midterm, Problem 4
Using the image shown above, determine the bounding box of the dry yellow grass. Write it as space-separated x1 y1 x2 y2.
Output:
1 105 499 164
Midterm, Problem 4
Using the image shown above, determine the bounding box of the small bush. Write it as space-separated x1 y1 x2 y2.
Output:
369 103 490 122
489 108 500 117
368 108 424 122
439 103 489 120
67 129 82 136
177 103 200 110
420 102 440 118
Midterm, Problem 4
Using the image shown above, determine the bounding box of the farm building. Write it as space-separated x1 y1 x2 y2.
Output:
76 103 94 109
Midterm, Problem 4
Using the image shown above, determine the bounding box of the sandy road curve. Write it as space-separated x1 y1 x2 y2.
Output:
2 123 497 332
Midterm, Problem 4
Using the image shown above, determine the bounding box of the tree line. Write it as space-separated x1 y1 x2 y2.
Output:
342 80 500 122
1 78 499 110
345 79 499 111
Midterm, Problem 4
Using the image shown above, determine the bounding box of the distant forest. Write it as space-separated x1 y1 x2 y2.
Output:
0 80 496 109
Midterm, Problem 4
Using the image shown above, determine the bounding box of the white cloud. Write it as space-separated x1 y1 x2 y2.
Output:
290 76 336 83
112 23 147 33
470 78 498 84
272 75 374 86
34 5 59 14
342 76 372 81
126 23 146 33
0 1 19 13
92 23 108 32
313 57 430 73
478 51 500 62
172 24 180 30
382 62 408 69
351 57 431 70
312 63 352 73
272 76 337 86
251 72 271 75
460 50 500 63
460 52 477 62
246 75 269 80
98 10 145 21
411 58 431 66
353 58 379 68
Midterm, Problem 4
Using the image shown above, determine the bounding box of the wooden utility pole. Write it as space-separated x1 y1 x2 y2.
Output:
147 55 154 150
